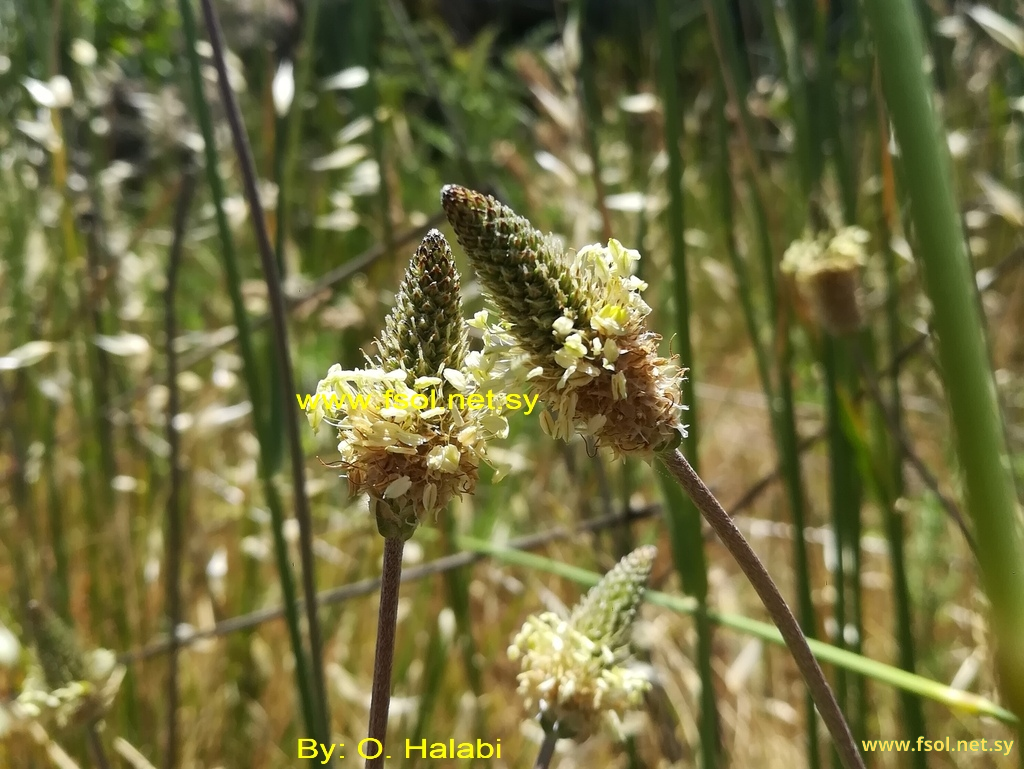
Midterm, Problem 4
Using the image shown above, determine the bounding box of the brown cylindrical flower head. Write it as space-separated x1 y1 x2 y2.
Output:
782 227 869 336
306 230 509 541
441 185 686 458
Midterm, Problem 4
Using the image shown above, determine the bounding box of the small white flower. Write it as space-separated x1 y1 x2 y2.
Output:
552 315 575 338
443 368 468 391
426 445 461 474
384 476 412 499
413 376 442 389
612 372 627 401
591 305 628 336
422 483 438 513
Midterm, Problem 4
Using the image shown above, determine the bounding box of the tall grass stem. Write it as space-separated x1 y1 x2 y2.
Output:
196 0 332 743
162 161 197 769
178 0 320 741
862 0 1024 718
654 1 719 765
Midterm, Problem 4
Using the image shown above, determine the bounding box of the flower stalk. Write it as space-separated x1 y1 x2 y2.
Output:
306 230 505 766
442 185 865 769
659 450 864 769
365 536 404 769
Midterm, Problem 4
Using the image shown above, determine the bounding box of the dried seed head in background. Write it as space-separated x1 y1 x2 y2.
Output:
507 545 657 739
782 226 870 336
441 185 687 458
306 230 509 541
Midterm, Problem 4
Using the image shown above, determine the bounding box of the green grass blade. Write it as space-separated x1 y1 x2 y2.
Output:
655 1 719 765
862 0 1024 720
175 0 319 740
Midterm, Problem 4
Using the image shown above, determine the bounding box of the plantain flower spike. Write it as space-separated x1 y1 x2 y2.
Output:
305 230 510 541
441 185 686 458
12 602 125 730
507 545 656 739
781 226 869 336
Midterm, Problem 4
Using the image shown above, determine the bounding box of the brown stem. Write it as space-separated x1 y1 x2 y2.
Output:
163 159 197 769
365 536 405 769
86 725 113 769
659 449 865 769
533 724 559 769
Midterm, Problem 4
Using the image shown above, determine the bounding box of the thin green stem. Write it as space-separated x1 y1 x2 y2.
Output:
655 0 719 764
878 213 929 763
163 161 197 769
705 44 820 761
197 0 332 745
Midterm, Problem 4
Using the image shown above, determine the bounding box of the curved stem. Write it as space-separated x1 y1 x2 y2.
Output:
659 449 864 769
365 536 405 769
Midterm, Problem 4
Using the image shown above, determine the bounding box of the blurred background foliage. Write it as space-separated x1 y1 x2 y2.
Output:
1 0 1022 767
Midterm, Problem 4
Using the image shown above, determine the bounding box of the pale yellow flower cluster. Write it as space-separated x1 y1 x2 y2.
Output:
468 239 686 455
507 612 650 737
1 649 124 734
781 226 870 275
306 364 510 533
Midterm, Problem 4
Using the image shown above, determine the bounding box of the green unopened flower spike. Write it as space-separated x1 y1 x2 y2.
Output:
374 229 470 379
441 185 686 458
16 602 125 729
306 229 510 540
27 601 86 691
570 544 657 656
507 545 656 740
